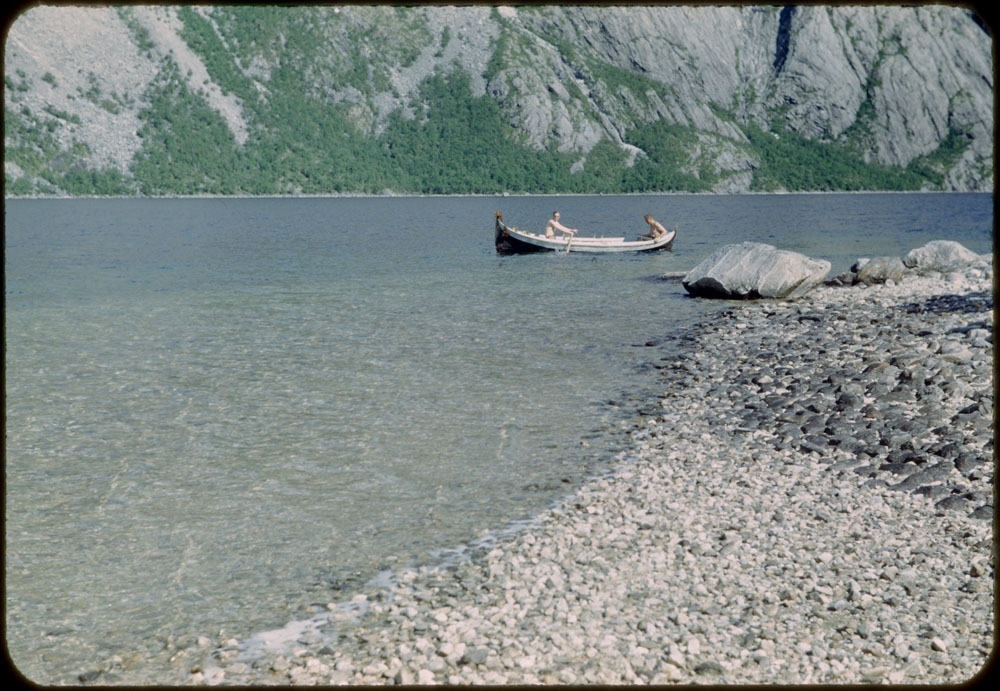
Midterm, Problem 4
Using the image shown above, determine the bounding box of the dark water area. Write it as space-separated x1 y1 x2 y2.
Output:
4 193 992 683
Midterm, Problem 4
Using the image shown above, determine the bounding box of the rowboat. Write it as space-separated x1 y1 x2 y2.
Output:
494 211 676 255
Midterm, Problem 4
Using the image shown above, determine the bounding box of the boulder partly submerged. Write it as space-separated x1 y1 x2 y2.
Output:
682 242 831 300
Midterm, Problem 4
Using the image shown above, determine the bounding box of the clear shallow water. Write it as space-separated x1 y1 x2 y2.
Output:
4 193 992 683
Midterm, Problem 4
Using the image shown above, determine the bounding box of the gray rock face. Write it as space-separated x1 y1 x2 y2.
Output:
3 4 993 192
476 4 993 190
682 242 831 300
903 240 987 272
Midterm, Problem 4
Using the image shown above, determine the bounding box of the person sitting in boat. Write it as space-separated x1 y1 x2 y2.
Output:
639 214 667 241
544 211 578 238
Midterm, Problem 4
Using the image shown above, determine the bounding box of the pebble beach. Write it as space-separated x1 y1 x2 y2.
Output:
164 252 994 686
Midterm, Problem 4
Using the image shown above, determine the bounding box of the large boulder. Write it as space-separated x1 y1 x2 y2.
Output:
683 242 831 299
903 240 984 272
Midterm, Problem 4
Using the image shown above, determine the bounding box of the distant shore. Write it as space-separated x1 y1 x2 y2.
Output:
156 252 994 686
4 189 991 202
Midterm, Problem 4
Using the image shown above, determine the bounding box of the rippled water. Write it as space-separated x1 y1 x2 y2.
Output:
4 193 991 683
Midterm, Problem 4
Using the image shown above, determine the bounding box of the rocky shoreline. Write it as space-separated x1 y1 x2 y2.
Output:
161 251 993 686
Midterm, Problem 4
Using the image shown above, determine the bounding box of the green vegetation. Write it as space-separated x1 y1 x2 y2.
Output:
381 71 618 194
906 124 973 187
42 105 81 125
4 6 980 196
5 70 31 93
177 6 258 100
744 123 932 192
116 5 156 56
3 103 134 195
131 59 247 195
484 15 510 82
59 165 132 195
436 26 451 57
620 120 714 192
90 63 663 196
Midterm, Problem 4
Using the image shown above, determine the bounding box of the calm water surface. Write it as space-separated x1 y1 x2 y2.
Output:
4 193 992 683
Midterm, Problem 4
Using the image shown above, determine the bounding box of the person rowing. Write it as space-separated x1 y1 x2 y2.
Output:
639 214 668 241
544 211 578 239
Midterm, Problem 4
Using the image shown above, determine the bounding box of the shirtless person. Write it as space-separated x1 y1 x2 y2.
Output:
639 214 667 240
544 211 578 238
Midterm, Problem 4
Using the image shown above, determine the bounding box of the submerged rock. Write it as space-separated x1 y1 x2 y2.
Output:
682 242 830 300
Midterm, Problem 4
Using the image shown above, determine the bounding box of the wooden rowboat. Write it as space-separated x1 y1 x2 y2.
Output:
494 211 676 255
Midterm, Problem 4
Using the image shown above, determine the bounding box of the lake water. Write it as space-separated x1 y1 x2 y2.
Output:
4 193 992 684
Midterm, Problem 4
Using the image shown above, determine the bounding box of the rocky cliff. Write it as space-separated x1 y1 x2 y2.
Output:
3 4 993 194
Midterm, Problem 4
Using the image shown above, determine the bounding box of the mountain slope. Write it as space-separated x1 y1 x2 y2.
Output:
3 4 993 195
